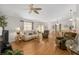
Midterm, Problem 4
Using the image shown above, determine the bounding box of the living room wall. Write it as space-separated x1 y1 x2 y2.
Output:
4 16 22 42
4 16 47 42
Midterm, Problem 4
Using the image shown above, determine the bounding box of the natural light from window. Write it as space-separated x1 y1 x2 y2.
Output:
24 22 32 31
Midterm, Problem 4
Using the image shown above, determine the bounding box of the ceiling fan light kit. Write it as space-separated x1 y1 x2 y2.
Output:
28 4 42 14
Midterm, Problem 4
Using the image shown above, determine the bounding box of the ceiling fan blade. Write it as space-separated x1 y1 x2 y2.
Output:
34 8 42 10
27 4 42 14
34 10 39 14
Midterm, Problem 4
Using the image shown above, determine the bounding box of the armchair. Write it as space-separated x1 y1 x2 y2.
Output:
56 32 77 50
42 30 49 39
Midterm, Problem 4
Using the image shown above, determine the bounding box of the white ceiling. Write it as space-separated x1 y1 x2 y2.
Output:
0 4 77 22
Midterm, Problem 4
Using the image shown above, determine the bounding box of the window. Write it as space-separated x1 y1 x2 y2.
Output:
36 24 44 33
24 22 32 31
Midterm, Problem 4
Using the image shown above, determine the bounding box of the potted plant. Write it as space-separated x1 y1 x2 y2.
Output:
3 49 23 55
0 16 7 30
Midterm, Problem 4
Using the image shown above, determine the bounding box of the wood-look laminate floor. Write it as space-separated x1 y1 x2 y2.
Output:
11 32 70 55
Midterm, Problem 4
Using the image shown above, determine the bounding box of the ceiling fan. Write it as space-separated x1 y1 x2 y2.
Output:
28 4 42 14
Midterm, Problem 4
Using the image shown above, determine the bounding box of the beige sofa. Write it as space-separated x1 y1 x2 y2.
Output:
24 30 38 41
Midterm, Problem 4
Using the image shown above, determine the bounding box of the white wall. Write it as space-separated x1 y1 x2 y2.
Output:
4 16 22 42
5 16 21 32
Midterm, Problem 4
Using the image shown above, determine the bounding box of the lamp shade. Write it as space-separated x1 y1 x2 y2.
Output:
0 27 2 36
69 19 73 21
16 27 20 31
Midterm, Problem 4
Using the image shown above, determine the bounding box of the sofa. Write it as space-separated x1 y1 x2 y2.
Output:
23 30 38 41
